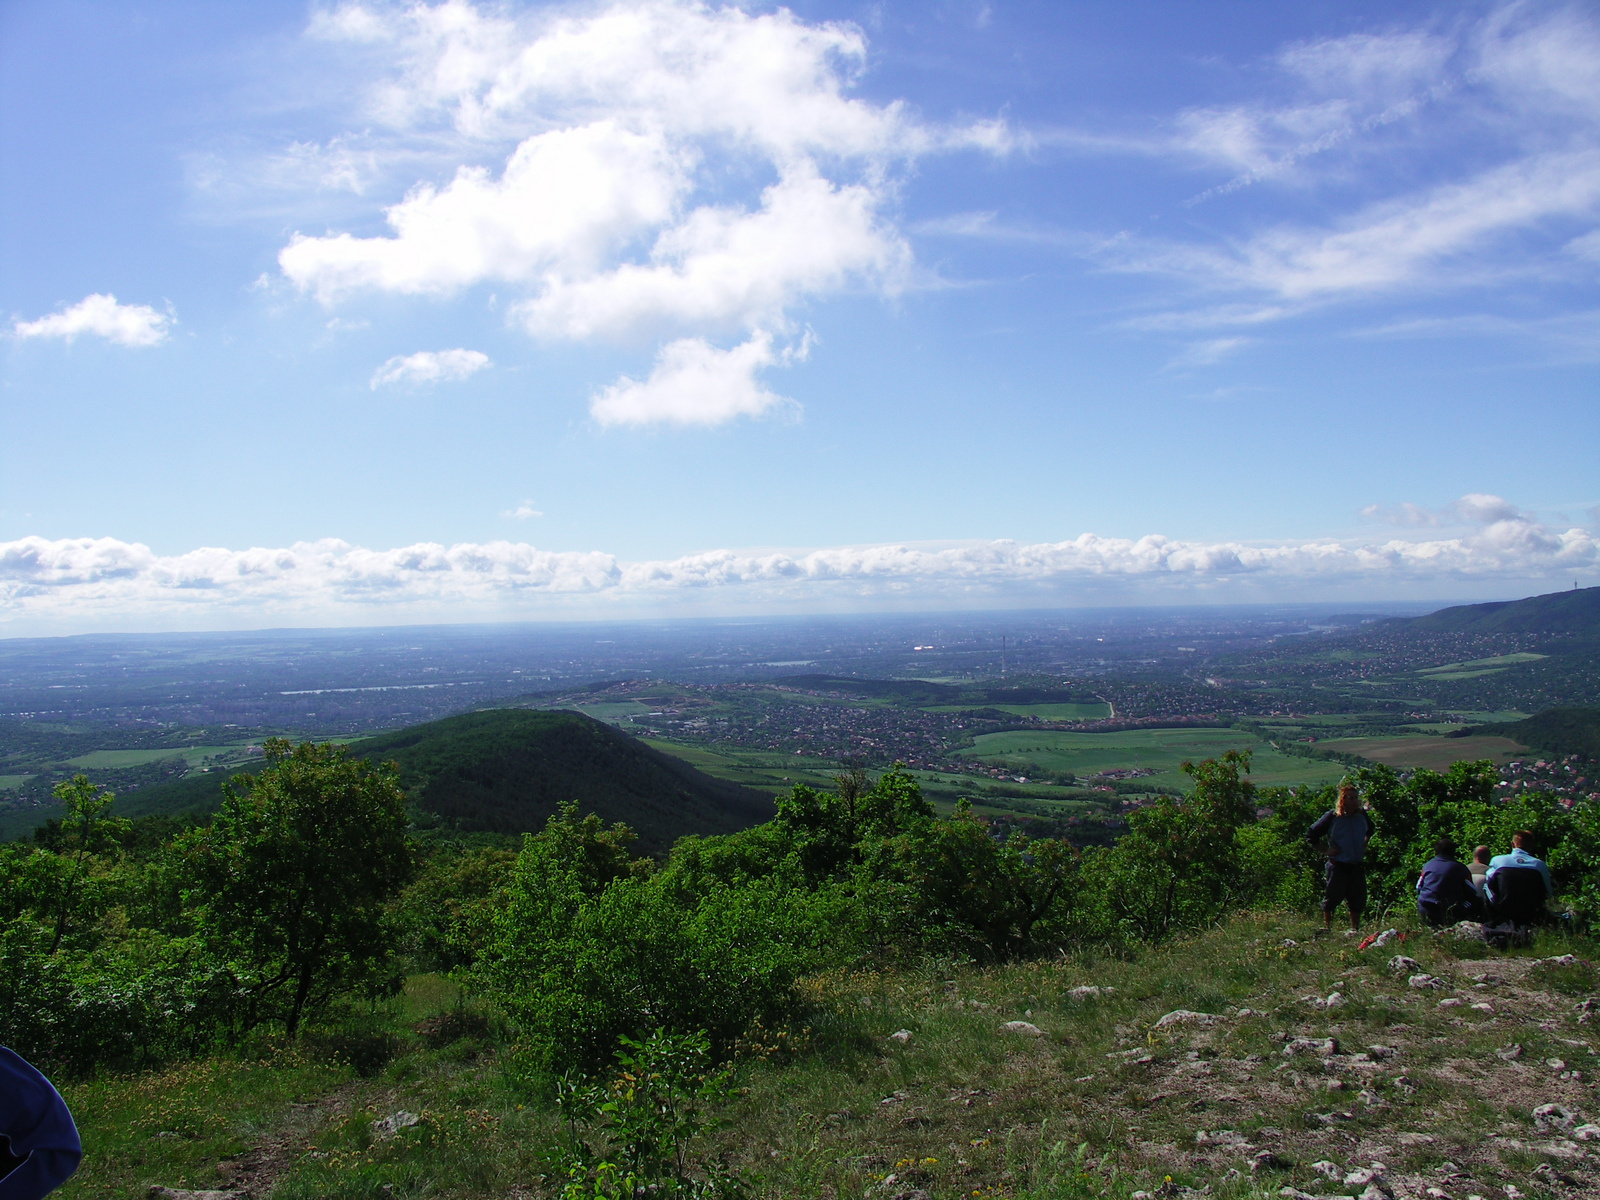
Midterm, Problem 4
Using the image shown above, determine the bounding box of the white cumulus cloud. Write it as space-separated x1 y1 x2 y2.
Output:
12 293 172 347
3 495 1593 631
278 0 998 424
370 348 490 388
501 501 542 520
590 331 803 427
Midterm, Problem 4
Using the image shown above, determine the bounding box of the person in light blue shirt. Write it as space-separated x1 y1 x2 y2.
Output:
1485 830 1554 899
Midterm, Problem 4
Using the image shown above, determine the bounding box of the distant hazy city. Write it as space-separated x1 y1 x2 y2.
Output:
5 591 1596 841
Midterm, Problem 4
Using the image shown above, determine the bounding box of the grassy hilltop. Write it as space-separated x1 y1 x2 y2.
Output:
57 910 1600 1200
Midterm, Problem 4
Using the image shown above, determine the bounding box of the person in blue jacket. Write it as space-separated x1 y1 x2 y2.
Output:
1485 831 1555 899
1306 780 1375 932
1415 837 1480 926
0 1045 80 1199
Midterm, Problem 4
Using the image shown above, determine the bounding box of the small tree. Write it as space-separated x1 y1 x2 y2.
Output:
183 739 412 1036
1093 750 1256 942
886 800 1079 960
47 774 120 953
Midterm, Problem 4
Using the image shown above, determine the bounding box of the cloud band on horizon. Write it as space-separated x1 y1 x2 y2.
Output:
3 496 1593 632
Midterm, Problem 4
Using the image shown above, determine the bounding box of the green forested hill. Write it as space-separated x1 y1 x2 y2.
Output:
355 709 773 850
1463 706 1600 757
1402 585 1600 636
115 709 773 851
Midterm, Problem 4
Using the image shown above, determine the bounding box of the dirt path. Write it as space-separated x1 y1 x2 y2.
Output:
211 1080 375 1199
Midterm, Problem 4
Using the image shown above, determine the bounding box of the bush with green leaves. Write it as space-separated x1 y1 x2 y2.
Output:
1077 751 1259 943
1 741 423 1074
0 916 238 1075
180 738 414 1036
555 1029 746 1199
484 802 839 1071
872 798 1081 961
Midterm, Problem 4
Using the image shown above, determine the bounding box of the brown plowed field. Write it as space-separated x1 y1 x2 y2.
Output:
1320 734 1527 771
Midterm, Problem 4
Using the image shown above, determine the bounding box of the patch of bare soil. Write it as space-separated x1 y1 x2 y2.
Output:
212 1080 373 1199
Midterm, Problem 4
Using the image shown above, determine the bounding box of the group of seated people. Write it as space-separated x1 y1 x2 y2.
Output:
1415 830 1555 927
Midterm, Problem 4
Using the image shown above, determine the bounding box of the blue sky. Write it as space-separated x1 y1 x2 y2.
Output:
2 0 1597 632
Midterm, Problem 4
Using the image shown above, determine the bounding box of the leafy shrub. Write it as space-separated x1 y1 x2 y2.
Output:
486 841 836 1070
1077 751 1258 943
0 918 238 1076
556 1029 746 1199
180 738 414 1036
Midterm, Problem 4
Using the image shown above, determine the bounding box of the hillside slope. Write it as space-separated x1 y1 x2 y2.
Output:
117 709 774 851
59 910 1600 1200
1403 585 1600 636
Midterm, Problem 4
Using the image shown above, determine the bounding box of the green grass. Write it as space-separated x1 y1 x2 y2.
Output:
961 728 1346 790
66 749 188 769
57 912 1600 1199
552 701 660 721
65 744 252 770
57 1048 355 1199
1417 653 1548 676
642 742 1121 823
642 739 844 795
0 773 34 790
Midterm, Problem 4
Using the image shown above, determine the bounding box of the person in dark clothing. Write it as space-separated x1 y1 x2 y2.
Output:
1415 837 1480 926
0 1045 81 1199
1306 781 1375 931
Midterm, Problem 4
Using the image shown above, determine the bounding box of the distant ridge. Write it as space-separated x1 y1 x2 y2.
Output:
1457 707 1600 759
115 709 773 852
1400 586 1600 637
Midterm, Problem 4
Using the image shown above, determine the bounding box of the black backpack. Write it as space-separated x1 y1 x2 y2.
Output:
1486 866 1549 926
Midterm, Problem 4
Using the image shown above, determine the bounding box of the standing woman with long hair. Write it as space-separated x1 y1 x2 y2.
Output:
1306 781 1375 932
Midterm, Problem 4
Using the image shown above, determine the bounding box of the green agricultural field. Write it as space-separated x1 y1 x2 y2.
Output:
642 739 842 795
962 727 1346 790
641 740 1103 822
66 748 188 769
1419 652 1547 674
66 743 255 771
0 774 33 791
1417 652 1549 681
924 701 1112 720
555 700 661 721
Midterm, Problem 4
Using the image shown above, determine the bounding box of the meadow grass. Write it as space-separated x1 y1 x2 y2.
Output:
54 911 1600 1199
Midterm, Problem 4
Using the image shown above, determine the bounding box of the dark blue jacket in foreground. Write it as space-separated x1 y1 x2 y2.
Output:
0 1046 81 1199
1416 856 1477 908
